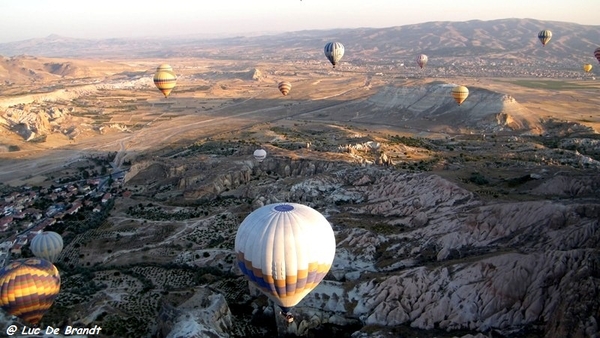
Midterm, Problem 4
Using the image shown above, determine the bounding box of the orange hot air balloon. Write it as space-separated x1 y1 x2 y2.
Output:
451 85 469 106
0 258 61 325
278 81 292 96
153 70 177 98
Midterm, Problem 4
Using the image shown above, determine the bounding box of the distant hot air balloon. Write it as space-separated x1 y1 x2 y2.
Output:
451 85 469 106
235 203 336 323
416 54 428 69
594 47 600 64
538 30 552 46
0 258 61 326
31 231 63 263
253 149 267 162
156 63 173 73
278 81 292 96
583 64 593 73
153 70 177 98
324 42 344 68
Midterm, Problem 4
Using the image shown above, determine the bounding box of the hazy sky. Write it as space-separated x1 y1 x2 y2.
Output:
0 0 598 43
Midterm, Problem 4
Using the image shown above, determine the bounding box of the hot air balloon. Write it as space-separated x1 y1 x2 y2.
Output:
253 149 267 162
583 64 593 73
30 231 63 263
0 258 61 326
156 63 173 73
278 81 292 96
538 30 552 46
451 85 469 106
595 47 600 64
153 70 177 98
324 42 344 68
235 203 336 323
416 54 428 69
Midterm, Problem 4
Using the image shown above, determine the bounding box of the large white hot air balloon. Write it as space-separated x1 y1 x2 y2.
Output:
235 203 336 323
30 231 63 263
253 149 267 162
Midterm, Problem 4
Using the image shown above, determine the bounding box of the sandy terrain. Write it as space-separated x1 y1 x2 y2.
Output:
1 57 598 188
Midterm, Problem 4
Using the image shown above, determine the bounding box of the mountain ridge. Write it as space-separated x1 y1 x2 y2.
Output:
0 18 598 63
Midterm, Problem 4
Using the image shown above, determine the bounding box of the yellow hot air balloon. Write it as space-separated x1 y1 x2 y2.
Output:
451 85 469 106
583 64 593 73
153 70 177 98
0 258 61 326
235 203 336 323
156 63 173 73
278 81 292 96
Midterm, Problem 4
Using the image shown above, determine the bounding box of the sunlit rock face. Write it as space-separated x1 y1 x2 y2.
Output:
366 84 542 134
125 152 598 337
157 287 233 338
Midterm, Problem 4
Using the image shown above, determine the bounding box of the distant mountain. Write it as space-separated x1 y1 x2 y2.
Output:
0 19 598 64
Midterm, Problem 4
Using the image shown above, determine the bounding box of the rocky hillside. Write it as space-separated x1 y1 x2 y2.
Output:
120 150 600 337
362 82 543 134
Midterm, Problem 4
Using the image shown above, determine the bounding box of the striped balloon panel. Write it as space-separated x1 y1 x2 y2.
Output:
156 64 173 73
538 30 552 46
153 71 177 97
236 253 331 307
0 258 60 325
324 42 345 67
595 47 600 64
31 232 63 263
451 86 469 105
235 203 336 308
278 82 292 96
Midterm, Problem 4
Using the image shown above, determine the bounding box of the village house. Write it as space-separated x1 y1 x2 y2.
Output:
101 193 112 203
24 208 43 220
10 243 22 255
66 200 83 215
4 192 20 203
0 216 13 232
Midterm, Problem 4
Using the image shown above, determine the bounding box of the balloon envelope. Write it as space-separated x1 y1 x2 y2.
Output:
153 70 177 98
538 30 552 46
324 42 344 68
235 203 336 310
416 54 428 69
31 231 63 263
278 81 292 96
451 86 469 106
253 149 267 162
156 64 173 73
0 258 61 325
594 47 600 64
583 64 593 73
